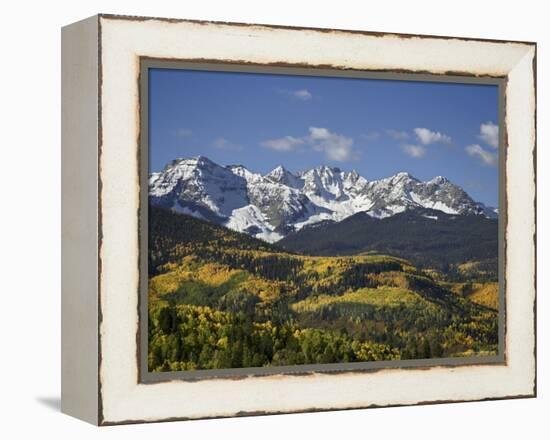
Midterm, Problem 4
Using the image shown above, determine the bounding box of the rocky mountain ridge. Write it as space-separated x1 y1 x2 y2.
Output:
149 156 497 242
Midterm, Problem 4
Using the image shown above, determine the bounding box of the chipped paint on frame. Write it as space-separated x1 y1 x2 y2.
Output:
95 14 536 425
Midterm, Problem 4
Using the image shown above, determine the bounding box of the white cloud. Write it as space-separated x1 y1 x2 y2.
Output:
308 127 356 162
174 128 192 137
385 129 409 140
466 144 498 166
278 88 313 101
309 127 332 140
212 137 243 151
293 89 313 100
414 127 451 145
261 136 305 152
260 126 357 162
479 121 499 148
401 144 426 158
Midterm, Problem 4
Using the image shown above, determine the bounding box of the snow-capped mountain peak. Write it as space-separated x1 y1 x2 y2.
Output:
227 164 263 184
149 156 249 218
301 165 349 201
394 171 413 179
264 165 303 189
429 175 449 185
149 156 497 242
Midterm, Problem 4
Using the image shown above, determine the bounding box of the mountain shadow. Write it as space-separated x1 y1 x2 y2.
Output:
278 207 498 275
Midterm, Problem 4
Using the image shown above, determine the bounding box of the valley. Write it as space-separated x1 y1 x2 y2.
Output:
148 206 499 372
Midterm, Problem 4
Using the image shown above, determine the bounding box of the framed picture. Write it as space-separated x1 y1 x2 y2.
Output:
61 14 536 425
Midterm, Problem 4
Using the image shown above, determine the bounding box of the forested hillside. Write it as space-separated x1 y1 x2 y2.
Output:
148 206 499 372
279 208 498 278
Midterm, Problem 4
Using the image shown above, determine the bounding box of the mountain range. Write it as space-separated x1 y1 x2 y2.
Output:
149 156 497 243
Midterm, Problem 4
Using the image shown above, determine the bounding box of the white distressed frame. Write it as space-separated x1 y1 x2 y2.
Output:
71 15 536 425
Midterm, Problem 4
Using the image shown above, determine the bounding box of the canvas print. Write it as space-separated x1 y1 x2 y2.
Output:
146 68 500 373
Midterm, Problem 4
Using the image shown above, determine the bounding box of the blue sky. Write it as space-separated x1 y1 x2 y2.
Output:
149 68 500 206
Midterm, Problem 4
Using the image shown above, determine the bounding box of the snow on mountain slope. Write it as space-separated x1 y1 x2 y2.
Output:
149 156 249 218
226 164 263 184
264 165 304 189
247 180 328 233
149 156 497 242
361 172 486 218
224 205 284 243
